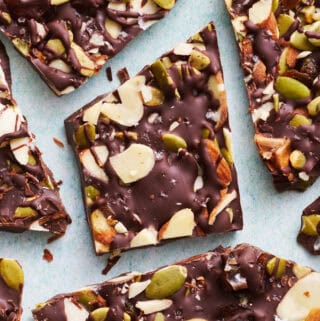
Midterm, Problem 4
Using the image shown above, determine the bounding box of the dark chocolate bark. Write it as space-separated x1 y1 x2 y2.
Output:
65 22 242 255
32 244 320 321
226 0 320 191
0 0 177 96
0 41 71 235
298 196 320 255
0 258 24 321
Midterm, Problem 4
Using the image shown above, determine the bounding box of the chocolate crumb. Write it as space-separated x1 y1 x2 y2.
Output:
117 68 129 84
106 66 113 81
43 249 53 263
53 137 64 148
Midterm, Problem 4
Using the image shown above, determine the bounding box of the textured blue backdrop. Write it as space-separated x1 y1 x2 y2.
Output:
1 1 319 320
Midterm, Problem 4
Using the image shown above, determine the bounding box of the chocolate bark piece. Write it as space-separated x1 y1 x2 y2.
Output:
0 258 24 321
65 22 242 255
298 196 320 255
226 0 320 191
32 243 320 321
0 0 178 96
0 41 71 235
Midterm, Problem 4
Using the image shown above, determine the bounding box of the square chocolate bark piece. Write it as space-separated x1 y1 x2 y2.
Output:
0 258 24 321
65 22 242 255
0 0 178 95
32 244 320 321
0 41 71 235
226 0 320 191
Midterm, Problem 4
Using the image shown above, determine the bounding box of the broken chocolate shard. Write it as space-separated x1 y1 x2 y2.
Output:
226 0 320 191
32 244 320 321
0 0 178 95
0 41 71 235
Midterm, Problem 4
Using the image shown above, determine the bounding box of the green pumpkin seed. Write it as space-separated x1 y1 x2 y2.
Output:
91 307 109 321
306 21 320 47
189 50 210 71
77 290 99 310
144 87 165 107
289 114 312 127
301 215 320 236
307 96 320 116
275 76 311 100
277 14 294 37
74 123 96 148
0 259 24 291
154 313 165 321
289 150 306 169
290 31 315 51
124 312 131 321
153 0 175 10
28 154 37 166
266 257 286 279
278 48 288 75
162 133 187 152
151 60 173 89
85 185 100 201
14 207 38 218
145 265 187 299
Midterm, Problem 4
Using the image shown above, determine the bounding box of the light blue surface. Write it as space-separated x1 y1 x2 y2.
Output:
0 1 320 320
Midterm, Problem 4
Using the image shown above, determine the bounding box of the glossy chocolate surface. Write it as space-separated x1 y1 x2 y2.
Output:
0 40 71 235
65 23 242 255
226 0 320 191
0 0 177 95
32 244 304 321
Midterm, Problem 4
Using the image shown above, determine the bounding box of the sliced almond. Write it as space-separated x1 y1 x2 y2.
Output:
135 299 173 315
248 0 272 25
29 220 49 232
130 228 158 248
276 272 320 321
110 144 155 184
252 102 274 122
208 190 237 225
64 298 89 321
208 72 227 129
92 145 109 166
252 60 267 83
91 210 115 252
255 134 291 169
114 222 128 234
0 105 22 137
49 59 72 73
108 272 141 284
100 76 145 127
105 18 122 39
128 280 151 299
83 101 103 125
293 264 312 280
159 208 195 240
70 42 95 77
173 43 194 56
80 149 108 183
10 137 30 165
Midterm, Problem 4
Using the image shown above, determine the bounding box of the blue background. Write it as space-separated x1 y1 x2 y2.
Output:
1 1 319 320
